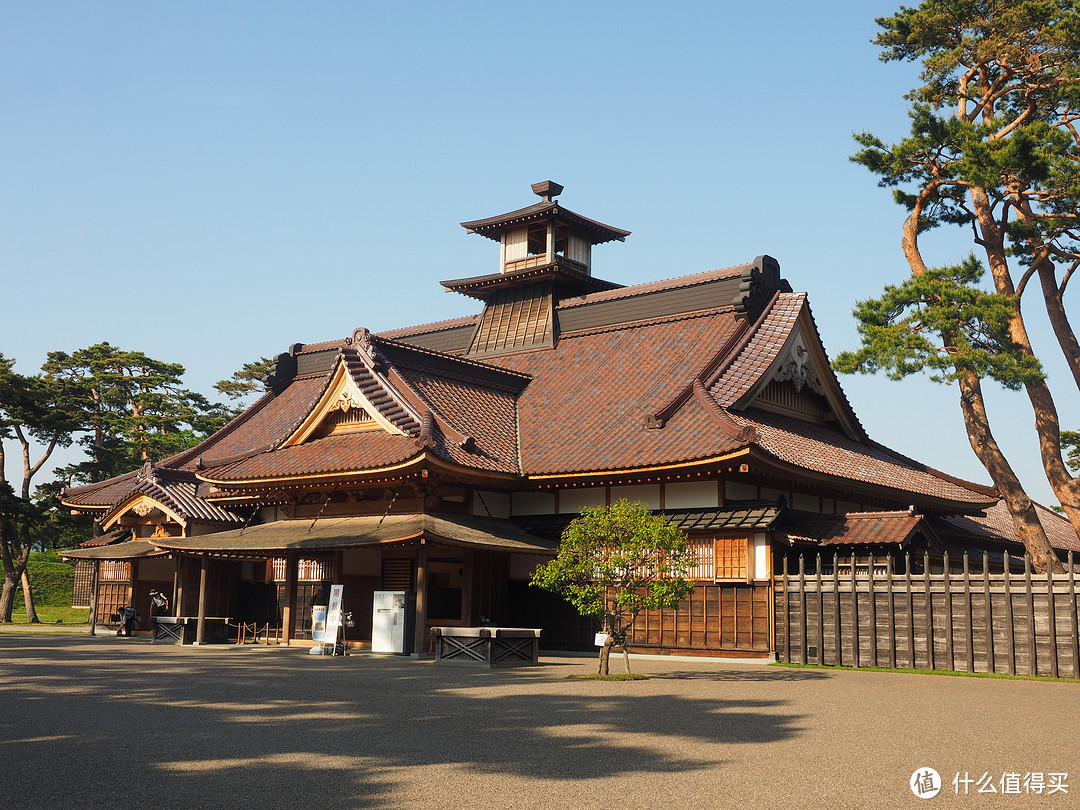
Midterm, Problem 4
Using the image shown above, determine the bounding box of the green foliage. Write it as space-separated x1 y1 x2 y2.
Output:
42 342 233 483
531 499 694 672
854 0 1080 262
215 357 274 402
1063 431 1080 472
833 258 1045 388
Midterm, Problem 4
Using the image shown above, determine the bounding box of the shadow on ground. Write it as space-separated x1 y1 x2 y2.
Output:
0 635 807 808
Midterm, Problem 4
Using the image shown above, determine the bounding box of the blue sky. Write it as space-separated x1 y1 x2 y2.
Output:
2 1 1076 508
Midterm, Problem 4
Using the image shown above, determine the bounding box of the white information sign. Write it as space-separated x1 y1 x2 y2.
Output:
325 585 344 647
594 632 610 647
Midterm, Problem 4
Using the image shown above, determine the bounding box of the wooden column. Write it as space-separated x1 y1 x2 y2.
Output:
89 561 100 636
414 541 428 654
195 553 209 645
282 554 299 645
171 555 181 617
128 559 140 609
462 548 476 624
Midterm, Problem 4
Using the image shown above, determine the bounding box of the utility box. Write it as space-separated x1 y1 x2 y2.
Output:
371 590 414 654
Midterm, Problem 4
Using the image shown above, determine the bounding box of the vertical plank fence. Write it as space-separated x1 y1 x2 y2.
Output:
776 551 1080 678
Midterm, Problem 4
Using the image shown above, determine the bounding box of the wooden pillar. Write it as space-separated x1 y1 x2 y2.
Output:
128 559 140 609
195 553 209 645
171 555 181 617
89 561 100 636
414 541 428 654
462 548 476 624
282 554 299 645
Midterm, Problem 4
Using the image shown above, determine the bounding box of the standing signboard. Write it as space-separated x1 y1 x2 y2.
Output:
324 585 344 648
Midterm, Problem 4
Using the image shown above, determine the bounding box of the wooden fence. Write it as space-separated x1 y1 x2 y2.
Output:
775 551 1080 678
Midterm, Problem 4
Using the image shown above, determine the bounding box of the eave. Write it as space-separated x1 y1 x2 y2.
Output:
523 450 753 486
739 446 995 516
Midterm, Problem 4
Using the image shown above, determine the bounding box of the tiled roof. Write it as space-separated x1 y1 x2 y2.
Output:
65 265 1006 519
735 408 996 506
709 292 804 406
513 502 784 541
188 376 329 469
934 500 1080 554
103 476 243 526
393 361 520 473
200 431 421 483
777 510 931 546
487 310 746 474
63 473 140 509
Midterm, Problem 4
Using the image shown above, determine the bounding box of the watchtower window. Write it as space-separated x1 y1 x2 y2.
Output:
527 224 546 256
554 223 568 257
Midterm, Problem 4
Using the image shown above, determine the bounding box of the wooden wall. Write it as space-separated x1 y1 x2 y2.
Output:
776 551 1080 677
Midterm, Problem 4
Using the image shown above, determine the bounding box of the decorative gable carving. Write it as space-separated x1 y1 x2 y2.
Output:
282 353 417 447
772 340 825 396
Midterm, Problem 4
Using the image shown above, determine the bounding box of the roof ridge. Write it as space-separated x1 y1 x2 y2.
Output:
557 264 750 309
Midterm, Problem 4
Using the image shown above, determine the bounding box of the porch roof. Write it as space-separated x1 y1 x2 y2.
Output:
776 510 937 547
512 502 785 541
60 539 170 561
150 513 558 556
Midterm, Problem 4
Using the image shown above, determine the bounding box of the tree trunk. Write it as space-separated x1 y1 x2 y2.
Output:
957 371 1063 573
20 568 38 623
0 573 16 623
597 617 614 675
970 193 1080 544
1037 259 1080 391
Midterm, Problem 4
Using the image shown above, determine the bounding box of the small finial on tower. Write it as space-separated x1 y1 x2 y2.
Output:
530 180 563 202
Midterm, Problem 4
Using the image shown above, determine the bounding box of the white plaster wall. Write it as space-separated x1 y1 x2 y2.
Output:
559 488 607 514
511 491 556 515
472 490 511 518
665 480 718 509
725 480 758 501
610 484 661 509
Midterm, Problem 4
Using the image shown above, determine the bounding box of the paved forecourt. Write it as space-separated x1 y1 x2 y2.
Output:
0 633 1076 809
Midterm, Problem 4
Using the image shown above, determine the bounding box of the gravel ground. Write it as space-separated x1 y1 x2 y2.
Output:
1 633 1077 809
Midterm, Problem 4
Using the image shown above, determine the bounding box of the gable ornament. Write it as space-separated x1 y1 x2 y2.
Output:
774 342 824 396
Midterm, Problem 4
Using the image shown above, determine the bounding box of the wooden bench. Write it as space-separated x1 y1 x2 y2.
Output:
430 627 541 668
151 616 231 645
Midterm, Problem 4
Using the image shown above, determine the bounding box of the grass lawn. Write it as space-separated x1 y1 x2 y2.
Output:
9 606 90 625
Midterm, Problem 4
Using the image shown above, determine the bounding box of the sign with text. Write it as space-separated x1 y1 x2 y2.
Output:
325 585 344 646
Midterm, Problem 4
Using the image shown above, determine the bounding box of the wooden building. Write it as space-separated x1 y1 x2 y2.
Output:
61 182 1080 657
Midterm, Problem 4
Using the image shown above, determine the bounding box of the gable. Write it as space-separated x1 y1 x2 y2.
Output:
710 296 866 442
282 354 420 447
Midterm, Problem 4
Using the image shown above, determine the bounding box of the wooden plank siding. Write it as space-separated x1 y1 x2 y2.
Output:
508 579 773 655
557 277 742 335
776 551 1080 677
626 582 772 654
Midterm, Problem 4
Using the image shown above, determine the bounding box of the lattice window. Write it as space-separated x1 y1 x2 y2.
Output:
714 537 749 582
685 536 716 581
72 560 94 608
99 561 131 581
271 558 333 582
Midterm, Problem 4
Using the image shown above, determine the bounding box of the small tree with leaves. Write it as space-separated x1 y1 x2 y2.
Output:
531 499 694 675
